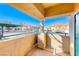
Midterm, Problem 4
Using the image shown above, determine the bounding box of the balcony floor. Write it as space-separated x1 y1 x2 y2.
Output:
26 47 53 56
25 47 69 56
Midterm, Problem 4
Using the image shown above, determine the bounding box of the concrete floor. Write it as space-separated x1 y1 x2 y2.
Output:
26 47 53 56
26 46 69 56
25 33 70 56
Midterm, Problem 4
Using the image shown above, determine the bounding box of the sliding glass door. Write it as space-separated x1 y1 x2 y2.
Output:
74 13 79 56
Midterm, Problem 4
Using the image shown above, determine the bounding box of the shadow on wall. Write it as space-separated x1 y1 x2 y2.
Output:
61 36 70 54
47 34 70 55
0 33 37 56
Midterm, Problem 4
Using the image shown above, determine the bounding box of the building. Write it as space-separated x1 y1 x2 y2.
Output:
51 24 69 33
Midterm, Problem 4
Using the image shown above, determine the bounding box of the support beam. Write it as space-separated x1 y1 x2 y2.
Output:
33 3 45 16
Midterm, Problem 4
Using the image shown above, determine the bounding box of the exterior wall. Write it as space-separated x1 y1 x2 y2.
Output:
0 34 37 56
47 34 70 54
69 15 74 56
69 3 79 56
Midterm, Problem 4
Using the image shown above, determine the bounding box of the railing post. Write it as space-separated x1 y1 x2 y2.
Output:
0 26 3 39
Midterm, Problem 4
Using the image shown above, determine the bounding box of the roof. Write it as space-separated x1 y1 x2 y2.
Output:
0 23 20 27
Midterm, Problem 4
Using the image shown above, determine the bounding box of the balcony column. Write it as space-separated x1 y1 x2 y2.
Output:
39 19 45 33
38 18 46 49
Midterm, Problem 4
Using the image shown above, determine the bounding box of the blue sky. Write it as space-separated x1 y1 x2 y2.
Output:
0 4 40 26
44 16 70 27
0 4 70 27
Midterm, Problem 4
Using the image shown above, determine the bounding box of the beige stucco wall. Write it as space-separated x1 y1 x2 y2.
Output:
47 34 70 54
69 3 79 55
0 33 37 56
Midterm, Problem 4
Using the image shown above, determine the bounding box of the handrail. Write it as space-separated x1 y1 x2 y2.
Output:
0 32 37 40
49 32 63 44
47 32 63 56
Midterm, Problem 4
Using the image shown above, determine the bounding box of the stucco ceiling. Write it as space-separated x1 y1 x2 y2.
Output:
42 3 59 8
8 3 74 20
